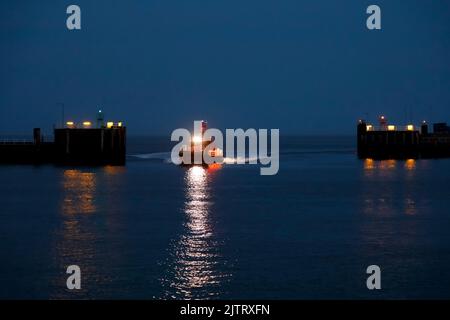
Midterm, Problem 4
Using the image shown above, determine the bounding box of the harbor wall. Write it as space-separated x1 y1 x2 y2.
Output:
357 121 450 159
0 127 126 165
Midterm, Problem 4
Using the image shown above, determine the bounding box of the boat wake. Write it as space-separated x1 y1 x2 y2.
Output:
223 156 270 164
128 152 172 163
128 152 269 165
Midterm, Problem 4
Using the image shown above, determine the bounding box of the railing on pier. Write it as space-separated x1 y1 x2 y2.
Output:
0 139 34 145
0 135 53 144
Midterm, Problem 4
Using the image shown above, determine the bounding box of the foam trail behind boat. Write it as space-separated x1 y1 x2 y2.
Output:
129 152 272 165
128 152 173 163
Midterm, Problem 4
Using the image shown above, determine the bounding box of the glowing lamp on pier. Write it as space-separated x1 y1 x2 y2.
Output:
407 124 414 131
106 122 114 128
66 121 75 128
82 121 92 128
387 125 396 131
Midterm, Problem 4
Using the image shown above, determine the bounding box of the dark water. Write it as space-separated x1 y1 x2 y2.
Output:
1 136 450 299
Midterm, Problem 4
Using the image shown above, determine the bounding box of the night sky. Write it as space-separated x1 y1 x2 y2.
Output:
1 0 450 135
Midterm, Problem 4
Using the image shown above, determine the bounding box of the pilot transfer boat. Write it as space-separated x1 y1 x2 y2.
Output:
178 120 223 166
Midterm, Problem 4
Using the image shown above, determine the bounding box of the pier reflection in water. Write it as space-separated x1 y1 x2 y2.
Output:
51 167 125 298
62 170 97 215
358 158 422 269
361 159 419 216
358 158 418 267
50 169 99 297
162 165 230 299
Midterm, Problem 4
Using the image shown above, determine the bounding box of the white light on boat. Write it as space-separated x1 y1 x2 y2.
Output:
192 136 202 144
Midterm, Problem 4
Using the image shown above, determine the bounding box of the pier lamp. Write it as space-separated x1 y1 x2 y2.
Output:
83 121 92 128
366 124 373 131
388 125 396 131
106 122 114 128
117 122 123 127
66 121 75 128
407 125 414 131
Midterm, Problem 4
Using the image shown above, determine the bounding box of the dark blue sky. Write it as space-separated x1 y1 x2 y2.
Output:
1 0 450 135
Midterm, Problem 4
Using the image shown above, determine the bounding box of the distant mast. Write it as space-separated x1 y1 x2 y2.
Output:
379 115 387 130
97 109 104 128
201 120 207 135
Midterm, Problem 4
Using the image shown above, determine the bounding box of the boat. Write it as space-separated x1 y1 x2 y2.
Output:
178 120 223 166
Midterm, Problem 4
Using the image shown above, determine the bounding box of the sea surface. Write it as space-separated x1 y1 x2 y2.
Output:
1 136 450 299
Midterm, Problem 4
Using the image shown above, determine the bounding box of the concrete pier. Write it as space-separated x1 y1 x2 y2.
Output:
0 126 126 165
357 120 450 159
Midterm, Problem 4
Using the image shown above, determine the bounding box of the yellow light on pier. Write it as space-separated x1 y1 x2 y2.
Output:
407 124 414 131
106 122 114 128
387 125 396 131
366 124 373 131
118 122 123 127
66 121 75 127
82 121 92 127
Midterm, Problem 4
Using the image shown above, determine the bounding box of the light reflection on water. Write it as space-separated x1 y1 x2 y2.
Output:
361 159 418 216
51 167 125 298
161 165 230 299
50 169 100 298
363 159 397 176
357 158 425 275
62 170 97 215
405 159 416 171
